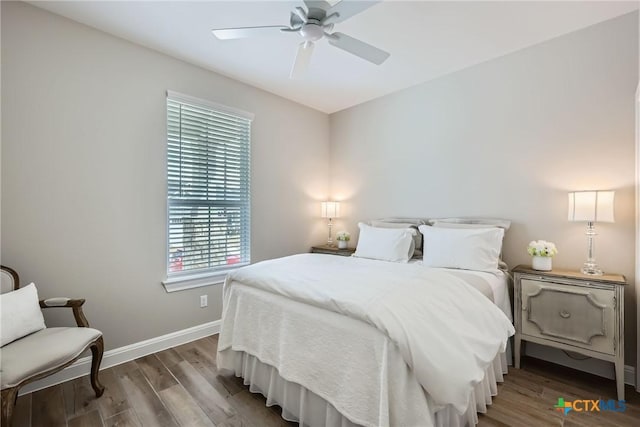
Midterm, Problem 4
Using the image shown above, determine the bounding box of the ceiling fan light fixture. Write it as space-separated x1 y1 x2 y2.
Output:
300 23 324 41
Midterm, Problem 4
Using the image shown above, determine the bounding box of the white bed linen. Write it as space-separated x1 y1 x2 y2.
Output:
440 269 512 322
219 284 433 426
437 268 514 366
218 282 509 426
218 254 514 418
223 348 507 427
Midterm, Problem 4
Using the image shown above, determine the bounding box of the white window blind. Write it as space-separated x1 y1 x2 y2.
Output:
167 92 252 277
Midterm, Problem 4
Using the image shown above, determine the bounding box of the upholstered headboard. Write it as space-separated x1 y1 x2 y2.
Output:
1 266 20 294
427 217 511 230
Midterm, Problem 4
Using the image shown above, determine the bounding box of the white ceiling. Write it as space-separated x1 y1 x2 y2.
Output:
29 1 639 113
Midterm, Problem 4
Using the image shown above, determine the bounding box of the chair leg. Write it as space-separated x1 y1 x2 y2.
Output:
1 387 18 427
89 336 105 398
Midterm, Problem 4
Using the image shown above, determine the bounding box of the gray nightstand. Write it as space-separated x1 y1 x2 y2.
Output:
513 265 626 400
310 245 355 257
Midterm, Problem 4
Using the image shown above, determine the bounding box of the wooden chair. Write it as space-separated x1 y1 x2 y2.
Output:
0 266 105 426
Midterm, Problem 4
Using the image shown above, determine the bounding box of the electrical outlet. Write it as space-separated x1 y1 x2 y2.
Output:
200 295 208 308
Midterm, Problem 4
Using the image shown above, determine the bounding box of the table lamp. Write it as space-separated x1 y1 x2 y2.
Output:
568 190 614 275
321 201 340 246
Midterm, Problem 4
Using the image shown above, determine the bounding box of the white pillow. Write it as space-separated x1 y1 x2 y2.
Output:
354 223 416 263
1 283 46 347
369 220 423 250
429 222 509 270
431 222 497 230
419 225 504 272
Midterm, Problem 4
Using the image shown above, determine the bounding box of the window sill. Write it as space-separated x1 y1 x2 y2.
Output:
162 267 241 293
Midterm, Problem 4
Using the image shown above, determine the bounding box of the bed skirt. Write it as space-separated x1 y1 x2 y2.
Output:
222 349 508 427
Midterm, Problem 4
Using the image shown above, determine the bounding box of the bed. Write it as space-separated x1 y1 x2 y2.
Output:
217 219 515 427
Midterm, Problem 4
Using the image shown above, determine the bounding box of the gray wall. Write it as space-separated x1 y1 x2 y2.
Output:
330 12 639 366
1 1 329 350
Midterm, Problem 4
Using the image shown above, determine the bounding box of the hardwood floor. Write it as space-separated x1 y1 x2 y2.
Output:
477 357 639 427
11 335 640 426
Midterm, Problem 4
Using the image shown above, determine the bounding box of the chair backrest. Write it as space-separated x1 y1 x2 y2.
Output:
1 266 20 294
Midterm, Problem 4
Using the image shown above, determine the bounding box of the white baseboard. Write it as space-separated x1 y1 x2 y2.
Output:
19 320 221 396
525 343 636 387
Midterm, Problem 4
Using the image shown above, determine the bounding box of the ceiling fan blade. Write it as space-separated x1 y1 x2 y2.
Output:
293 7 308 23
328 32 389 65
290 41 315 79
290 12 304 28
212 26 289 40
326 0 381 24
303 1 331 11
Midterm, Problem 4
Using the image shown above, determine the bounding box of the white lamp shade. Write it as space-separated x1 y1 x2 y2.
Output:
321 201 340 218
568 191 614 223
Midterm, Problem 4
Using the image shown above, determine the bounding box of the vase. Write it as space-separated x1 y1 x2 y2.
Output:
532 256 552 271
338 240 348 249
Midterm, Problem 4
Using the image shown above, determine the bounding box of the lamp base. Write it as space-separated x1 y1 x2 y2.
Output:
581 261 603 276
581 223 603 275
326 219 334 247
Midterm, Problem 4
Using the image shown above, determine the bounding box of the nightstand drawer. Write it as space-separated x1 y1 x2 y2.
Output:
521 279 615 355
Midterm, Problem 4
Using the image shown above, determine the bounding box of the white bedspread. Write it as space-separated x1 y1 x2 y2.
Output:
219 254 514 415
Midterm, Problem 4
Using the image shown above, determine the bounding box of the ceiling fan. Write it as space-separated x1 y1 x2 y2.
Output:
211 0 390 79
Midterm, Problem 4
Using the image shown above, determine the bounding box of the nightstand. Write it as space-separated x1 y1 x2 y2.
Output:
310 245 355 257
513 265 626 400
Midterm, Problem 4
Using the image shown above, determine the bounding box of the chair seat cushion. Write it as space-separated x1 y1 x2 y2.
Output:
0 327 102 389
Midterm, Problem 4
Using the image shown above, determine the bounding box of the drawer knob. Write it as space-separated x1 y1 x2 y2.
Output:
559 310 571 319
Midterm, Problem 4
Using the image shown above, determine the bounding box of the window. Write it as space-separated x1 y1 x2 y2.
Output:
166 91 252 285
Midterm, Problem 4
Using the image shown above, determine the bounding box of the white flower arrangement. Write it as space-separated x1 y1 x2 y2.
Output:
527 240 558 257
336 231 351 242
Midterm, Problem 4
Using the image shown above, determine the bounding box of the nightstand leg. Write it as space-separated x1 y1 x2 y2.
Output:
514 334 521 369
614 359 625 401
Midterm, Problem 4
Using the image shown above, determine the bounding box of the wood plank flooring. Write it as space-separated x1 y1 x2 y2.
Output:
11 335 640 426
